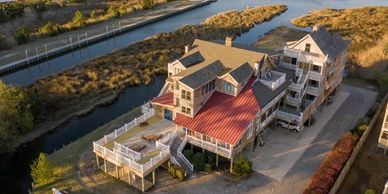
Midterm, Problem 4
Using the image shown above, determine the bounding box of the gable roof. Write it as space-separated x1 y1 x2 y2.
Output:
151 92 174 107
178 51 205 68
309 27 350 60
179 60 225 89
174 77 259 145
229 63 253 84
251 78 290 108
174 39 267 78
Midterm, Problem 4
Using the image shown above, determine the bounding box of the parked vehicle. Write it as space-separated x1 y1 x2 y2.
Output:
276 120 303 132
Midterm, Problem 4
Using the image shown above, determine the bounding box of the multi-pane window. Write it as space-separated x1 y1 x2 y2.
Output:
309 79 319 87
305 94 316 101
290 90 297 98
181 90 191 101
291 57 297 65
305 43 311 52
224 82 233 93
202 80 216 95
311 64 321 73
181 106 191 115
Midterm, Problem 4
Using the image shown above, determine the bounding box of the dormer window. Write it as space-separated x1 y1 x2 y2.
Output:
305 43 311 52
224 82 233 93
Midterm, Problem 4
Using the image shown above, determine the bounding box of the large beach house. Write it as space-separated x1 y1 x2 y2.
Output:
93 26 349 192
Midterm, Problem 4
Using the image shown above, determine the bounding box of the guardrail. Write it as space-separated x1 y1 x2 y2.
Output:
113 142 141 160
328 93 388 194
187 135 232 158
177 136 194 171
259 71 286 90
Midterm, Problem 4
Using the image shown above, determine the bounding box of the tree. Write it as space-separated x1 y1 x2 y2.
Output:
71 11 86 27
38 22 61 37
232 156 252 177
13 27 30 44
107 7 120 18
30 153 54 184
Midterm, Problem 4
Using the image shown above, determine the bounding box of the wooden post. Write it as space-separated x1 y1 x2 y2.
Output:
96 155 100 169
216 154 219 167
116 165 119 179
104 158 107 173
152 171 156 184
128 170 131 185
142 177 145 192
230 156 234 174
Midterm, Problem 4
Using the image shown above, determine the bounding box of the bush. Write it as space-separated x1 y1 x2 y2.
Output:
169 164 186 181
303 132 358 194
365 189 375 194
38 22 61 37
138 0 154 9
204 163 212 172
107 7 120 18
351 117 370 137
30 153 54 184
183 149 193 161
89 10 97 19
232 156 252 177
192 152 206 171
13 27 30 44
71 11 86 27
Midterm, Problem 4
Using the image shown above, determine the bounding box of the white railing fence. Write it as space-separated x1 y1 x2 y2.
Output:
177 136 194 171
187 135 232 158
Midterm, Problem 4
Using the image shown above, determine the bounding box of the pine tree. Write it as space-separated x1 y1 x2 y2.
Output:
30 153 54 184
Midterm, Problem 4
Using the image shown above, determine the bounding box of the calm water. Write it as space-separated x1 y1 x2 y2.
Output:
0 0 387 193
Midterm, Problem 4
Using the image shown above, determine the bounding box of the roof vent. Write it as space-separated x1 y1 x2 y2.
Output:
225 37 234 47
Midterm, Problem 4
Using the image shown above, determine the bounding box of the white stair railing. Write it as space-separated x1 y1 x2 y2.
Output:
177 137 194 171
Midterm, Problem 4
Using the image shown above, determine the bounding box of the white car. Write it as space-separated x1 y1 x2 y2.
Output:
276 120 303 133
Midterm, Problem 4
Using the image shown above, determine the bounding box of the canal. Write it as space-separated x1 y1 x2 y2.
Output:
0 0 387 193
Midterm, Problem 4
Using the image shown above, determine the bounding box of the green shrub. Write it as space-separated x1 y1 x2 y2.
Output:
107 7 120 18
71 11 86 27
175 167 186 181
30 153 54 184
183 149 193 161
192 152 206 171
13 27 30 44
365 189 375 194
204 163 212 172
169 165 176 178
232 156 252 177
138 0 154 9
38 22 61 37
351 117 370 136
89 10 97 19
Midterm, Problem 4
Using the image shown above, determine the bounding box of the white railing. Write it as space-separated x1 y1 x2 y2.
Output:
286 95 302 106
187 135 232 158
309 71 323 81
177 137 194 171
141 102 153 114
307 86 320 95
113 142 142 160
259 71 286 90
96 104 154 145
94 141 170 174
284 47 326 65
259 110 278 130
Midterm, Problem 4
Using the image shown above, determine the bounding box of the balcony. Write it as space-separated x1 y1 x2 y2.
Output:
187 134 232 158
277 106 302 123
258 70 286 90
286 95 302 106
309 71 323 81
307 86 320 95
284 47 326 65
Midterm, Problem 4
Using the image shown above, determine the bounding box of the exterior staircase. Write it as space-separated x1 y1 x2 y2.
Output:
169 136 193 175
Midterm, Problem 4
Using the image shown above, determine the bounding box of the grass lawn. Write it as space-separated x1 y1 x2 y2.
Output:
103 115 162 149
32 107 142 194
337 107 388 194
254 26 308 50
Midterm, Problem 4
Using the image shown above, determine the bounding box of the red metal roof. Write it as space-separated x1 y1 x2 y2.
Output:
151 92 174 107
174 77 260 145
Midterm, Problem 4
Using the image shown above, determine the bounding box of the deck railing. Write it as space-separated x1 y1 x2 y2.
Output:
187 135 232 158
177 136 194 171
113 142 142 160
258 71 286 90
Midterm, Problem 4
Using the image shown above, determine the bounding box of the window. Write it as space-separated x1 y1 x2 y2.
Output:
291 57 297 65
224 82 233 93
305 94 316 101
309 79 319 88
201 80 216 95
181 106 191 115
311 64 321 73
282 56 292 64
305 43 311 52
381 132 388 140
211 80 215 89
181 90 191 101
290 91 297 98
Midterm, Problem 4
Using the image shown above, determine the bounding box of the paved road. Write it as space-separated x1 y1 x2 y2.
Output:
151 84 378 194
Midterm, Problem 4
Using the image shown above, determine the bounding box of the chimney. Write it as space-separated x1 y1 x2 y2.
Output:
225 37 234 47
312 25 321 31
184 45 191 53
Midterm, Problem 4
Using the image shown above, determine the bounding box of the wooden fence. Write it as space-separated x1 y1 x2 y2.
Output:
329 92 388 194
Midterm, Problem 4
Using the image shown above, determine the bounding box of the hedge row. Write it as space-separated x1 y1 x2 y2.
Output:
303 132 358 194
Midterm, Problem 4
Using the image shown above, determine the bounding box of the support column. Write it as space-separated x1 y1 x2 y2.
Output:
128 170 131 185
152 171 156 185
96 155 100 169
229 156 234 174
142 177 145 192
216 154 219 167
116 165 119 179
104 158 107 173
